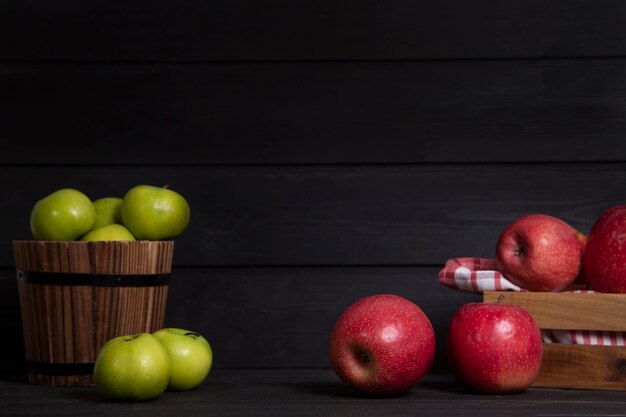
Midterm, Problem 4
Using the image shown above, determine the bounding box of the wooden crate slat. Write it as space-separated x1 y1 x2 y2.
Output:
534 344 626 391
483 291 626 331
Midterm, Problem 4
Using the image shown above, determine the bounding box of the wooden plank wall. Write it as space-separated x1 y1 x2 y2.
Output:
2 1 626 372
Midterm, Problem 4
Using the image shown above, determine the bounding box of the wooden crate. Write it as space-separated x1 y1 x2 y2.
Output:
483 291 626 391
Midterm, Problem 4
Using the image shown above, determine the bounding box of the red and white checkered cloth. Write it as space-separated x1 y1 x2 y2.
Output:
438 258 524 292
438 257 626 346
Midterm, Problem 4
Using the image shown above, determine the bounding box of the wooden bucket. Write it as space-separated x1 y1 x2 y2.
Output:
12 240 173 386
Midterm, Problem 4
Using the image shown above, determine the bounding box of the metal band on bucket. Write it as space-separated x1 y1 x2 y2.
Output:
16 270 170 287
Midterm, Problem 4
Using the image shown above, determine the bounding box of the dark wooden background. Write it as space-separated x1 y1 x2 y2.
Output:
2 1 626 373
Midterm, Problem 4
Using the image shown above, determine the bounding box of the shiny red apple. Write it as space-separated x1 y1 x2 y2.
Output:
447 303 543 394
583 205 626 293
495 214 583 291
328 294 435 396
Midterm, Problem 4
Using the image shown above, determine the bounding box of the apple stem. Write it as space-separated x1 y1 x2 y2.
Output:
184 332 200 338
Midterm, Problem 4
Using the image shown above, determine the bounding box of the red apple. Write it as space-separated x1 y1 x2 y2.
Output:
495 214 583 291
583 205 626 293
328 294 435 396
447 303 543 394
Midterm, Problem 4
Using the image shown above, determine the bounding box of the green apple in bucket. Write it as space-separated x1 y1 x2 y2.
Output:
30 188 95 241
80 224 136 241
121 185 190 240
92 197 124 230
93 333 170 401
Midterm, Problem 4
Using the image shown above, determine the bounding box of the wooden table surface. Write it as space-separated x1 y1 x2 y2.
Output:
2 368 626 417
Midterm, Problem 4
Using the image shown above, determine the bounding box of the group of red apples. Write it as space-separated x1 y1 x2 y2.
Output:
329 205 626 396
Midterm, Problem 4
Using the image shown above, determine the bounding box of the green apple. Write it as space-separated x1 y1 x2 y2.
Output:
121 185 190 240
153 328 213 391
93 333 170 401
80 224 135 241
92 197 123 229
30 188 96 240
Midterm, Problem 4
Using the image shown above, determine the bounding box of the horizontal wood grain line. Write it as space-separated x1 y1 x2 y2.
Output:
0 266 479 370
2 1 626 61
3 59 626 164
7 369 626 416
0 163 622 267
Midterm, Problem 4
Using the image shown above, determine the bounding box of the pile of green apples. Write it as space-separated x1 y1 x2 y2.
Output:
29 185 190 241
94 328 213 401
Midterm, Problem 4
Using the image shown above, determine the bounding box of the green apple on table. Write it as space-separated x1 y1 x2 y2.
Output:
92 197 124 230
93 333 171 401
121 185 190 240
153 328 213 391
80 224 135 241
30 188 95 240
